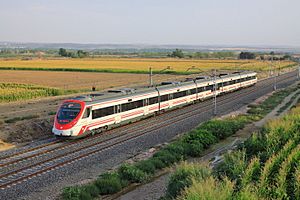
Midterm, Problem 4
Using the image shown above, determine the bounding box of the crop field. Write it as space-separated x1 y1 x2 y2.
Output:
164 103 300 200
0 58 296 74
0 83 65 103
0 70 180 91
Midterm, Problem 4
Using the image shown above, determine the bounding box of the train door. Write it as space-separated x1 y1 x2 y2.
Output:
144 99 149 115
115 105 121 123
81 107 91 126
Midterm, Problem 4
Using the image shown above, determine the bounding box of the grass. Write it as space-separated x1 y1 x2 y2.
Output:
61 83 298 200
0 58 296 74
4 114 40 123
276 90 300 115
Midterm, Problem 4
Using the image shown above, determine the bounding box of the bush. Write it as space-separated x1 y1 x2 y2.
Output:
83 184 99 198
62 186 82 200
153 150 180 166
148 157 166 169
166 162 211 199
135 160 156 174
164 142 187 158
62 185 98 200
185 141 204 157
183 129 217 148
95 172 124 195
118 164 148 183
200 119 244 140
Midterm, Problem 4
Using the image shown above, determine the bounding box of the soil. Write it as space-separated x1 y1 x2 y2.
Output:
0 70 181 90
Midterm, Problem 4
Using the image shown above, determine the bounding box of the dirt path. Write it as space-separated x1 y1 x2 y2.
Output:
115 88 300 200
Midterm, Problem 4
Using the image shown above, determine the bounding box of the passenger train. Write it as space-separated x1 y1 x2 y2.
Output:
52 71 257 138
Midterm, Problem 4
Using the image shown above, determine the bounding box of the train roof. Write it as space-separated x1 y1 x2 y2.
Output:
70 71 256 106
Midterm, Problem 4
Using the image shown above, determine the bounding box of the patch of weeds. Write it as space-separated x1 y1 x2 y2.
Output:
4 114 39 123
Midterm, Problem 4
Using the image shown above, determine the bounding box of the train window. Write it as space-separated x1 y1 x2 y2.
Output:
190 88 197 94
149 96 159 105
57 102 81 124
82 107 91 118
173 91 187 99
133 100 144 108
229 80 235 85
92 106 114 119
121 100 144 112
207 85 213 91
197 87 205 92
160 94 169 102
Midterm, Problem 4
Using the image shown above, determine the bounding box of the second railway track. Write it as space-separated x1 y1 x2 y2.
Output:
0 70 297 190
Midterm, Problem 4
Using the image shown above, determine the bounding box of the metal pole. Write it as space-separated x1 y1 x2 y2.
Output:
149 67 153 87
298 64 300 79
273 59 277 91
213 68 217 116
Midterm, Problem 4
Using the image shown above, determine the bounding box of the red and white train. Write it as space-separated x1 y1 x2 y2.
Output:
53 71 257 138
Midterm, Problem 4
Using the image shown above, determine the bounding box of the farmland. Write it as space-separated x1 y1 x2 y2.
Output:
0 83 66 103
0 58 296 75
0 58 296 103
0 70 179 91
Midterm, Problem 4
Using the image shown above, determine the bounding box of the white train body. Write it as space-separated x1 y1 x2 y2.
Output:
52 71 257 138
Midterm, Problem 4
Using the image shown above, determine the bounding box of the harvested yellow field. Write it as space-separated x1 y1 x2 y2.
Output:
0 70 181 91
0 58 296 73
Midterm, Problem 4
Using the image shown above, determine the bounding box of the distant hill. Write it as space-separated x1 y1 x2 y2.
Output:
1 42 300 53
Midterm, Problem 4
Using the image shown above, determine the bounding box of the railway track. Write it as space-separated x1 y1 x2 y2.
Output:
0 70 297 190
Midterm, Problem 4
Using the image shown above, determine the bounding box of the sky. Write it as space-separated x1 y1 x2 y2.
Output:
0 0 300 46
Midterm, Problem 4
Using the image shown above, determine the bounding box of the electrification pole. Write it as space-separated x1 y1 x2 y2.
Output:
213 68 217 116
149 66 172 87
149 67 153 87
186 66 218 116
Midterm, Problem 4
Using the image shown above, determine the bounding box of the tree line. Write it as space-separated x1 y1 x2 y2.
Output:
58 48 89 58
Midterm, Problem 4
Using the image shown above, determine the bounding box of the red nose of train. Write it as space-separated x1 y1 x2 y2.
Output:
55 100 85 130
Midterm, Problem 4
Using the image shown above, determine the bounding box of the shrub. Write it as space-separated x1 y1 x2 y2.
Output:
62 186 83 200
118 164 148 183
200 119 244 140
166 162 211 199
83 184 99 198
148 157 166 169
95 172 124 195
183 129 217 149
185 141 204 157
164 142 187 158
153 150 179 166
135 160 156 174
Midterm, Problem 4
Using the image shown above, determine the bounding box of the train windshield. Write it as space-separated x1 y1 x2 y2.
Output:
57 102 81 124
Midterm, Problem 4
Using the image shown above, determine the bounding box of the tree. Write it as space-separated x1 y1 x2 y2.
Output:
58 48 67 57
239 52 256 59
283 54 291 60
77 50 88 58
170 49 184 58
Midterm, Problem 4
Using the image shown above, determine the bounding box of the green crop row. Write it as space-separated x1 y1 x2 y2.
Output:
172 101 300 200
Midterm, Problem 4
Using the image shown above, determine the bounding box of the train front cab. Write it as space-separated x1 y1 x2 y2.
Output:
52 100 90 138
